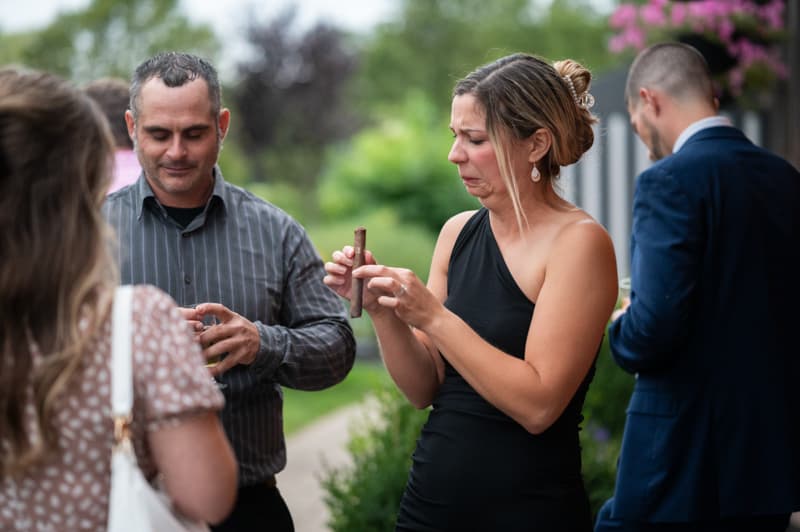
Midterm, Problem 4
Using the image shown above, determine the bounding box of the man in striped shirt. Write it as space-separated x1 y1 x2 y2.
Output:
103 51 356 532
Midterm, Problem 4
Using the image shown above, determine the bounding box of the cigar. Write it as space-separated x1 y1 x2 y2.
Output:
350 227 366 318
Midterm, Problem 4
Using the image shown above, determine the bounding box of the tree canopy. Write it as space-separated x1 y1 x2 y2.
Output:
354 0 617 111
9 0 217 82
230 8 360 185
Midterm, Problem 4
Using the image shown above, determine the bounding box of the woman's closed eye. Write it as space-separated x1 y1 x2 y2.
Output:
451 132 487 146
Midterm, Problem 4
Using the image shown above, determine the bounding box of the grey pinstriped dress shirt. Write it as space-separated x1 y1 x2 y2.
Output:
102 168 356 486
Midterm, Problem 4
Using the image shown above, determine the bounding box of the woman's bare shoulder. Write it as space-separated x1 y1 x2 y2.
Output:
434 210 479 249
441 209 479 235
557 208 610 238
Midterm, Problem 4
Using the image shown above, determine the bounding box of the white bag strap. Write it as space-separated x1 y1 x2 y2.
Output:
111 285 134 418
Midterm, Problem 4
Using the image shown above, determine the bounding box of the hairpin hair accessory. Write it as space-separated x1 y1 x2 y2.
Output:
563 75 595 110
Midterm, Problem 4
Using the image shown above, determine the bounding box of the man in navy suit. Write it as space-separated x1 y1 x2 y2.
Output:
595 42 800 531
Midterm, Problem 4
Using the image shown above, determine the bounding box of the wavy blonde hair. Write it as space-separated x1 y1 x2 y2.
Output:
0 68 117 477
453 53 598 230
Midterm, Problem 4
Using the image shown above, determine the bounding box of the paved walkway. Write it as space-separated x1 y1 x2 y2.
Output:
277 402 372 532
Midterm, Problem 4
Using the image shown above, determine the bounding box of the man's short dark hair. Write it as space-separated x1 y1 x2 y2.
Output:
129 52 221 121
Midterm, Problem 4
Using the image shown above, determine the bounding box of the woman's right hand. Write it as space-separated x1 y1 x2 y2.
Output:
324 245 380 311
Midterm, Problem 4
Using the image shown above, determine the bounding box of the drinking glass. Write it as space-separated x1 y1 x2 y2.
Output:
185 304 227 389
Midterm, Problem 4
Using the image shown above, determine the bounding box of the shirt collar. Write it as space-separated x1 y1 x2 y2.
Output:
135 166 228 220
672 116 733 154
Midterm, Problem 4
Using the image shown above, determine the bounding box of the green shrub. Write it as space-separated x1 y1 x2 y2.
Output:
217 139 251 187
307 209 437 343
307 208 436 279
581 327 635 518
583 332 635 436
246 181 311 225
581 424 622 519
321 385 428 532
317 91 479 234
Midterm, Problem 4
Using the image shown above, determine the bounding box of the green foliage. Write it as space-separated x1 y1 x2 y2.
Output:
354 0 618 112
307 209 437 280
581 329 635 518
356 0 536 109
282 361 392 436
321 385 429 532
218 136 251 187
533 0 620 70
12 0 218 82
318 92 479 234
306 209 438 342
245 181 310 224
0 32 36 67
583 329 635 436
581 425 622 519
230 9 359 194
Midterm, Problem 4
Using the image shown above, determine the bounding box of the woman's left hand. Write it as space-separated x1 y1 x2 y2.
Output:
353 265 442 330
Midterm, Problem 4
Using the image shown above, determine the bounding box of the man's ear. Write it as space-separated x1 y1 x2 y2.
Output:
527 128 552 163
218 108 231 141
125 110 135 140
639 87 662 116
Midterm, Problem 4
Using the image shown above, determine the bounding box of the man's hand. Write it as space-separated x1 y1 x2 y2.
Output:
179 306 206 333
611 296 630 322
194 302 260 376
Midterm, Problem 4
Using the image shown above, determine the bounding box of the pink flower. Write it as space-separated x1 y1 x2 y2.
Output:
616 26 647 51
737 39 768 65
609 4 638 30
670 3 688 25
687 1 713 19
607 0 788 103
728 67 745 96
608 34 629 54
641 4 667 27
759 0 786 31
718 19 735 42
771 59 788 79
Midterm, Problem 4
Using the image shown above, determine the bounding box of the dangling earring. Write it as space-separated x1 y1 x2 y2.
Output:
530 163 541 183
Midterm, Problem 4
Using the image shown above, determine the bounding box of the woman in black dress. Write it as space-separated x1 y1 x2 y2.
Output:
324 52 618 531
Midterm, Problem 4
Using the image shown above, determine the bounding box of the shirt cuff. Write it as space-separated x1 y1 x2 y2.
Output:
252 321 285 378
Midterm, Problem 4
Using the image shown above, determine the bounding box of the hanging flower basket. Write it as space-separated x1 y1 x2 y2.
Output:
608 0 788 108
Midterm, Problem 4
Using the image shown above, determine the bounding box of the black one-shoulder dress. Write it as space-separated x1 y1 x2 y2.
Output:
395 208 595 532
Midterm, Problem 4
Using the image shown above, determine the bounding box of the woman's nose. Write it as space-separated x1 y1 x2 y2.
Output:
448 140 466 164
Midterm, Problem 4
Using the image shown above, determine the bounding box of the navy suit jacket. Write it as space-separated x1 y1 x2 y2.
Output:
608 126 800 521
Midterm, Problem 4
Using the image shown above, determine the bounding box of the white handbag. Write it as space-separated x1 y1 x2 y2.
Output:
107 285 210 532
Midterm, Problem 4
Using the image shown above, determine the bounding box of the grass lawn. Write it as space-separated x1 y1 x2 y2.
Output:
282 360 392 435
